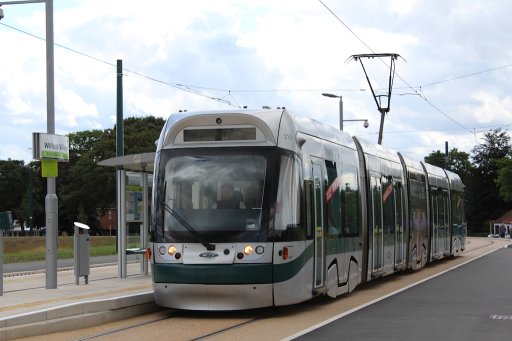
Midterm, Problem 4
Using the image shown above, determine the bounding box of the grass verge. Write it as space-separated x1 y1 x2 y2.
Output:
3 236 140 264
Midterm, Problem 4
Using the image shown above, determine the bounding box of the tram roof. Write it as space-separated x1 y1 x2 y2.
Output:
288 111 355 148
444 169 464 191
422 162 447 178
353 136 400 163
158 109 356 150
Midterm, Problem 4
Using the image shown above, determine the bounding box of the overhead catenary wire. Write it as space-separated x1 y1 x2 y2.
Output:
356 123 512 136
1 16 511 139
0 22 241 108
2 21 510 108
316 0 474 136
420 64 512 88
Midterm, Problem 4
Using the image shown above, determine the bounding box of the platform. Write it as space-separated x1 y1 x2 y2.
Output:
0 262 159 341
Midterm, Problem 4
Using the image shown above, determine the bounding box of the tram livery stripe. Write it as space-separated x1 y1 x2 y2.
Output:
154 263 273 284
273 242 314 282
154 243 314 284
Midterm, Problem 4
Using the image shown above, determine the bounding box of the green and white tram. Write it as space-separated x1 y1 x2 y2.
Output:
148 108 466 310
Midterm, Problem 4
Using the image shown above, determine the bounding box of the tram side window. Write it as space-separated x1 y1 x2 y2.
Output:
439 189 448 228
343 165 360 237
274 153 303 240
325 160 342 236
382 176 395 235
451 190 464 228
326 162 361 237
410 178 427 233
395 182 404 231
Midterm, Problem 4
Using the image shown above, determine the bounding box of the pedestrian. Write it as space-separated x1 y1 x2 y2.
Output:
499 223 506 238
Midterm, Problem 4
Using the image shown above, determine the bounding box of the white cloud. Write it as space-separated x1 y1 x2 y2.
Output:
1 0 512 165
56 85 100 128
471 91 512 124
389 0 420 16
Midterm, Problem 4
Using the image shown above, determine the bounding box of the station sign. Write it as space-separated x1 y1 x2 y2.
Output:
32 133 69 162
33 133 69 178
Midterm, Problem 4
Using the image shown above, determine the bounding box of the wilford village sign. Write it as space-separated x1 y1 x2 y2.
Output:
33 132 69 176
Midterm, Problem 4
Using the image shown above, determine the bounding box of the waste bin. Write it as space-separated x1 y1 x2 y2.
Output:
74 222 90 285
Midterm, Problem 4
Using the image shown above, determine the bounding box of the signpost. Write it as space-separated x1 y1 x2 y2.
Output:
32 132 69 289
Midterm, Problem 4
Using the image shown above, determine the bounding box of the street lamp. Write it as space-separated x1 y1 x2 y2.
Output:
322 93 369 131
0 0 57 289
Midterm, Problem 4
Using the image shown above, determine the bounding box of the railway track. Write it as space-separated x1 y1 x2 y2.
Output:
58 307 283 341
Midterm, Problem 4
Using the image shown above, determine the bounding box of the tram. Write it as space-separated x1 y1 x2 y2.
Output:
148 108 466 310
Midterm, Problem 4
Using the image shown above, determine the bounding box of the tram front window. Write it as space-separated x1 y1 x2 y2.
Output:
157 150 269 243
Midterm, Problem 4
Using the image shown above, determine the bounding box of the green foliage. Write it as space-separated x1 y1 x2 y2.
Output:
472 128 510 175
0 160 26 216
0 115 165 235
424 148 472 184
57 115 164 234
496 153 512 202
124 116 165 154
466 128 511 233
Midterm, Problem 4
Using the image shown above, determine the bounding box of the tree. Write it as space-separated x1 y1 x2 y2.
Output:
467 128 511 233
0 160 27 227
58 129 117 234
496 151 512 202
123 116 165 154
424 148 472 184
56 115 165 234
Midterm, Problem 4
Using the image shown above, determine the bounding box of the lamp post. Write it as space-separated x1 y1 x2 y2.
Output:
322 93 369 131
322 93 344 130
0 0 57 289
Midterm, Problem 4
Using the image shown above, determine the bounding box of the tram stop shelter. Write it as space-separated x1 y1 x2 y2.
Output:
98 152 155 278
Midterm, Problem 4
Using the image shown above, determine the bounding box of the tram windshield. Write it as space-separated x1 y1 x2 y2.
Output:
153 148 273 243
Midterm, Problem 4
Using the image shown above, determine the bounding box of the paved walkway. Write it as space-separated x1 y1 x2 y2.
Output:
0 262 157 340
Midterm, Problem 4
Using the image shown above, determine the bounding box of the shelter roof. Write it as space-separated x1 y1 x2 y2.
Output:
97 152 155 172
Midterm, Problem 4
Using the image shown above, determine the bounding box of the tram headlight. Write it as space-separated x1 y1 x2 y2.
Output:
255 245 265 255
243 245 254 256
168 245 177 256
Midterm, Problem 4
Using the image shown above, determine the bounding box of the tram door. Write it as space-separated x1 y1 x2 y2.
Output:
431 188 450 258
312 161 325 289
370 174 384 273
441 190 450 254
394 181 405 267
431 188 440 258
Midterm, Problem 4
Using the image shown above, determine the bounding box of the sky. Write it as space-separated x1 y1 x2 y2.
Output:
1 0 511 164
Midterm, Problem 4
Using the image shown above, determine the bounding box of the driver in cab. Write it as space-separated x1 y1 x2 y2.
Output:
212 184 246 209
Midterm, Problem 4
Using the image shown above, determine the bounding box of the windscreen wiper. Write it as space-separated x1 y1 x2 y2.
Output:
162 201 215 251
